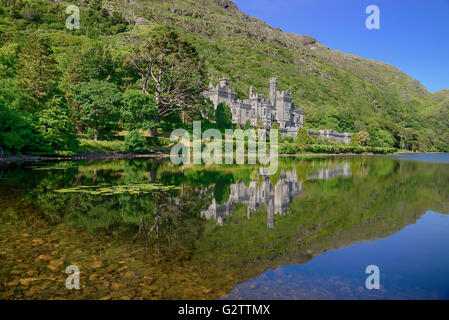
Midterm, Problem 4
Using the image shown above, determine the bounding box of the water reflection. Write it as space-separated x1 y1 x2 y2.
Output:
1 156 448 299
307 162 351 180
202 163 352 228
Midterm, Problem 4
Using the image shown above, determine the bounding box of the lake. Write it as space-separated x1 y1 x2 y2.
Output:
1 154 448 299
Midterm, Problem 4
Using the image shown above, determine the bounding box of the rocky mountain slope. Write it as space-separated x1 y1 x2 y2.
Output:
105 0 449 150
1 0 448 150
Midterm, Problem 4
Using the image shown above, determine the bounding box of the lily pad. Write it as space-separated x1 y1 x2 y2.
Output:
53 183 179 195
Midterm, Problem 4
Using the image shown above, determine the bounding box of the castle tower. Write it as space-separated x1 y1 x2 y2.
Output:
269 77 277 105
219 77 230 88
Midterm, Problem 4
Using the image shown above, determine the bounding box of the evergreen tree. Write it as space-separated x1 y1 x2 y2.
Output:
296 127 312 145
16 36 59 109
215 102 233 130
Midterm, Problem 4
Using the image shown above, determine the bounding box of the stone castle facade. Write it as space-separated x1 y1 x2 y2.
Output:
204 77 353 143
203 77 304 138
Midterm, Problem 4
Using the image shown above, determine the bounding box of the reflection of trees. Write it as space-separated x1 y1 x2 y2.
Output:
30 185 211 257
135 188 210 256
213 174 233 205
2 157 449 299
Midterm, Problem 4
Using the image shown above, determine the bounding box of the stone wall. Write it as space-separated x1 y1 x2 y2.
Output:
308 129 352 145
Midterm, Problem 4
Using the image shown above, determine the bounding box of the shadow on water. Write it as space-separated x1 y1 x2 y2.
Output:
0 155 448 299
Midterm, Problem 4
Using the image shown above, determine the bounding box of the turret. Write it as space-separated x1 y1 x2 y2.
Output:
269 77 277 104
219 77 230 88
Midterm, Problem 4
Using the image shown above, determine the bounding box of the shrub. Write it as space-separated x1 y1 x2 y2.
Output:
296 127 312 145
243 120 252 130
124 130 148 153
78 139 125 153
279 142 296 154
350 132 361 146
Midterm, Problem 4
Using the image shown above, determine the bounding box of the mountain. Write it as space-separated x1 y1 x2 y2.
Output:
1 0 448 151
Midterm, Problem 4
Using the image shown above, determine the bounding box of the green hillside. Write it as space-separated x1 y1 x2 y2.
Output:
0 0 448 153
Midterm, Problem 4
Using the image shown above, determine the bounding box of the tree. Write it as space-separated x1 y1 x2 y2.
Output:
357 131 371 146
37 97 79 154
215 102 233 130
296 127 312 145
121 89 158 131
71 80 121 141
402 128 419 151
16 36 59 109
124 130 148 153
337 110 355 132
0 42 19 79
271 122 280 130
127 27 207 135
243 120 252 130
350 132 362 146
0 85 35 154
61 44 116 88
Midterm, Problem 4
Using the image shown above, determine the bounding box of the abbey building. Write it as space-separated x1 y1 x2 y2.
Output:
203 77 304 138
203 77 352 144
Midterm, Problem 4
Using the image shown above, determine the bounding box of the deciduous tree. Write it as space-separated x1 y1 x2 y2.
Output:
120 89 158 131
71 80 121 141
127 27 207 135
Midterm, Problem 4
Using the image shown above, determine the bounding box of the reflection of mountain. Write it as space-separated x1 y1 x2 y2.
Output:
201 164 351 228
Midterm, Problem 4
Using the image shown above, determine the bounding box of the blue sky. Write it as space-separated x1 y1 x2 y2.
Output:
233 0 449 93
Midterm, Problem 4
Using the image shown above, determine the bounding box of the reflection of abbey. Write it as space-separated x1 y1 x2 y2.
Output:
201 164 352 228
203 77 352 144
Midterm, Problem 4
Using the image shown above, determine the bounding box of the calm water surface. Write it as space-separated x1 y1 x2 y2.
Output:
0 154 448 299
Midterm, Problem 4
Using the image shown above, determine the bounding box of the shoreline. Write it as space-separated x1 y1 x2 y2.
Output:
0 152 171 163
0 151 422 163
